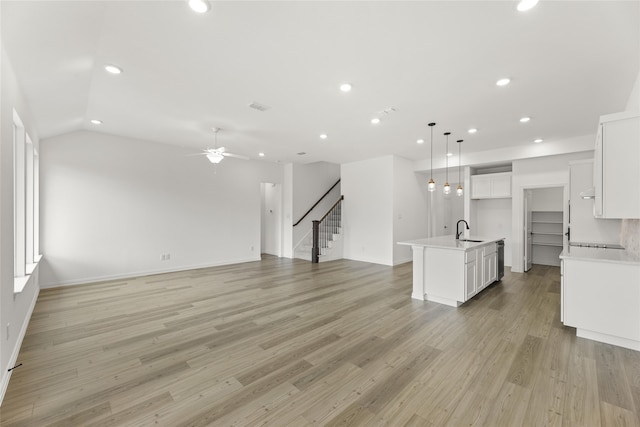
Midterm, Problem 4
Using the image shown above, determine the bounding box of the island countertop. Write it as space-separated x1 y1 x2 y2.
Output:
398 235 505 251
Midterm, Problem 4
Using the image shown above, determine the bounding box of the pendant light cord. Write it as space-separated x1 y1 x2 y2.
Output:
429 123 435 179
444 132 450 183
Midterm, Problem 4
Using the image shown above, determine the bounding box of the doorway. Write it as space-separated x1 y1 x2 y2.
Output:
260 183 282 257
523 186 567 271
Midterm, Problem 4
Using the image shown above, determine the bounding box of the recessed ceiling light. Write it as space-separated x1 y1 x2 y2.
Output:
188 0 210 13
104 64 122 74
496 78 510 87
319 134 328 140
534 138 543 143
371 118 380 125
258 152 265 157
468 128 477 134
340 83 352 92
517 0 539 12
90 119 102 125
417 139 424 144
520 117 531 123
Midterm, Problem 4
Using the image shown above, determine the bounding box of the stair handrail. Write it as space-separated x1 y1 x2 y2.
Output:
293 179 341 227
319 195 344 222
312 195 344 263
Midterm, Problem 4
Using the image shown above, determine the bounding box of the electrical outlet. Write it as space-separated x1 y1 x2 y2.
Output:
6 323 10 339
250 246 254 251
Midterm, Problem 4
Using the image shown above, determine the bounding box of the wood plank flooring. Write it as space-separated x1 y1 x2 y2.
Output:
1 257 639 426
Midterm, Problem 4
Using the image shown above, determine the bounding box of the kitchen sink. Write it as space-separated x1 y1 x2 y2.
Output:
457 239 484 243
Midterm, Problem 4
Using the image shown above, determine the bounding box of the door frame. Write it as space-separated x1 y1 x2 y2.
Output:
520 184 568 272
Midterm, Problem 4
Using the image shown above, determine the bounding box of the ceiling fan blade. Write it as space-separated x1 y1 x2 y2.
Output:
222 153 250 160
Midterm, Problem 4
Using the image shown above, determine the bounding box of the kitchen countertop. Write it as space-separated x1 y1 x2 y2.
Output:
398 235 505 251
560 245 640 265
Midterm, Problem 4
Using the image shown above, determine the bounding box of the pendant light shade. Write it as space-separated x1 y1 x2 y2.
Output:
428 123 436 191
456 139 463 196
443 132 451 195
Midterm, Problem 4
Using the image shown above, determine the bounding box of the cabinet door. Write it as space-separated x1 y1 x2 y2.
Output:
465 261 477 299
476 248 484 291
471 176 491 199
489 253 497 283
482 252 496 287
491 175 512 198
482 254 491 288
602 116 640 218
594 126 603 218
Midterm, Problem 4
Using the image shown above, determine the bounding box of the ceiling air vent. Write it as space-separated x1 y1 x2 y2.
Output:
248 102 270 112
297 152 306 156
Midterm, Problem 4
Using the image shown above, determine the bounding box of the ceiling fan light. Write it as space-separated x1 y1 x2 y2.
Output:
517 0 539 12
188 0 210 13
206 152 224 163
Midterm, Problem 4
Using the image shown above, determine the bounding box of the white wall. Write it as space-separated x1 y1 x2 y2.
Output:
291 162 341 248
626 69 640 112
531 187 563 211
0 44 41 402
292 162 341 221
341 156 394 265
342 155 429 266
393 156 428 264
511 151 592 272
475 199 513 267
39 130 283 287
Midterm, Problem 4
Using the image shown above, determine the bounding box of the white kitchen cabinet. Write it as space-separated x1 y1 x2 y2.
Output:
470 172 512 199
594 111 640 219
482 243 497 287
464 257 478 300
401 236 504 307
562 256 640 351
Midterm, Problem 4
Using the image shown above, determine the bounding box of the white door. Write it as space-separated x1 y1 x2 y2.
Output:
524 190 533 271
261 183 282 256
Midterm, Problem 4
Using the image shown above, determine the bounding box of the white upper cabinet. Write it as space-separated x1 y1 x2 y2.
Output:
594 112 640 219
470 172 512 199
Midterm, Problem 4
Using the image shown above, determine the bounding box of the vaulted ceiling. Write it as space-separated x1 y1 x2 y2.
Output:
2 1 639 164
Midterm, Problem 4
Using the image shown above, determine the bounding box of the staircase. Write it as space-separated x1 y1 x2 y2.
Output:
294 195 344 263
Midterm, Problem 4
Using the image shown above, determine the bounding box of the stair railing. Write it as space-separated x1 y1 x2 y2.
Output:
312 195 344 263
293 179 340 227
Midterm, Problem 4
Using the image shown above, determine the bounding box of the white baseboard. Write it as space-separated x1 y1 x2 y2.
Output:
39 257 262 289
0 285 40 406
576 328 640 351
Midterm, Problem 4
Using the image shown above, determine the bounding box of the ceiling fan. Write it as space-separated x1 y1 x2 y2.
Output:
193 128 249 164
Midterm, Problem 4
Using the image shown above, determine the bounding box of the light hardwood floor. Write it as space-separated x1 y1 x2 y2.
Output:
1 257 639 426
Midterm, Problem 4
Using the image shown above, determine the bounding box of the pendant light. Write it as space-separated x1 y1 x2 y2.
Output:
427 123 436 191
443 132 451 195
456 140 463 196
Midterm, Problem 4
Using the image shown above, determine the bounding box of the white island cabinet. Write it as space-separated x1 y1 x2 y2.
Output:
398 235 504 307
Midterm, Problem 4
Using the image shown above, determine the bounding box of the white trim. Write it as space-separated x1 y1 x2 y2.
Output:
577 328 640 352
425 294 462 307
38 256 262 289
0 286 40 406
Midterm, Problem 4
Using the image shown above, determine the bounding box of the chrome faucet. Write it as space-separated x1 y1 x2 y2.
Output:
456 220 470 240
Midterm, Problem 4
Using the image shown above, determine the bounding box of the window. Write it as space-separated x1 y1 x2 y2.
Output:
13 110 40 293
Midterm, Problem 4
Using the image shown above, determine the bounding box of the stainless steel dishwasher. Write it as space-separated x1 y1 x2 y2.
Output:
497 240 505 280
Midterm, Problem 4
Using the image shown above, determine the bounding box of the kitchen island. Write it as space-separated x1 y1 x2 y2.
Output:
398 235 505 307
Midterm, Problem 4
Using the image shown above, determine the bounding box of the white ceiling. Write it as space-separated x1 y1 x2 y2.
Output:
2 1 639 165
